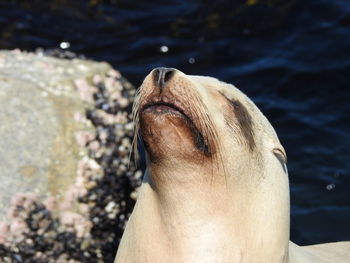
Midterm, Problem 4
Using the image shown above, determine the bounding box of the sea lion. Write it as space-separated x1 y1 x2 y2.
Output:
115 68 350 263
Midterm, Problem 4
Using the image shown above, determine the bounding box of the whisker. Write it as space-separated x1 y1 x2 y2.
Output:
129 87 143 165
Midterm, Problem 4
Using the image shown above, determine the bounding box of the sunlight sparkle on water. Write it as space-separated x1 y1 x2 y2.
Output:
326 183 336 191
160 45 169 53
60 42 70 49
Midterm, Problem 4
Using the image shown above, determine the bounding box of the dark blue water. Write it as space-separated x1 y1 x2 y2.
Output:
1 0 349 245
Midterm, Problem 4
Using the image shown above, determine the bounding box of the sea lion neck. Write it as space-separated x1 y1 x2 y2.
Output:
144 165 229 219
143 167 228 221
125 167 291 263
144 152 225 192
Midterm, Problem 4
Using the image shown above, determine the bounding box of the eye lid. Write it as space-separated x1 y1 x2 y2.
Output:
218 91 241 109
230 99 241 109
218 91 232 100
218 90 256 151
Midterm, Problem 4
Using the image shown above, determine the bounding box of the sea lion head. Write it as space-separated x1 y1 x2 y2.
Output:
132 68 288 189
116 68 291 263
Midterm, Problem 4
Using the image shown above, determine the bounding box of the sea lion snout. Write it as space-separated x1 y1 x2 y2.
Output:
152 67 176 88
133 68 218 162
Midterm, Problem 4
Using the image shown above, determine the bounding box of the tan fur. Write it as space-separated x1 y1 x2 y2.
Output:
116 69 350 263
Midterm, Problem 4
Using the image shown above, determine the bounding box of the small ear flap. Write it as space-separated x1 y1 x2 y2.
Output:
273 147 287 164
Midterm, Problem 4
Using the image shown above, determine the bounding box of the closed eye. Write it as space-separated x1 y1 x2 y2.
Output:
218 91 256 151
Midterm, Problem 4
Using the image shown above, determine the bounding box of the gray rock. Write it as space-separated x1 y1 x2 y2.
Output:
0 50 111 218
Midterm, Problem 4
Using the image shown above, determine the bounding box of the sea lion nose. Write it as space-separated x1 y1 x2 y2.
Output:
153 67 175 88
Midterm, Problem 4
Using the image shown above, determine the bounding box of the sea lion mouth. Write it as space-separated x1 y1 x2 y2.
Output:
140 99 210 155
141 101 187 118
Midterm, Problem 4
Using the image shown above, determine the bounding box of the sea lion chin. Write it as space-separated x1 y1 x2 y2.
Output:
115 68 350 263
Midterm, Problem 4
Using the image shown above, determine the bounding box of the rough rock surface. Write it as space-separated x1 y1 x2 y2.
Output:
0 50 142 262
0 49 108 217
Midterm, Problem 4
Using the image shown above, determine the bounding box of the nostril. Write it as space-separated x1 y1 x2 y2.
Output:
163 69 174 84
153 67 175 87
